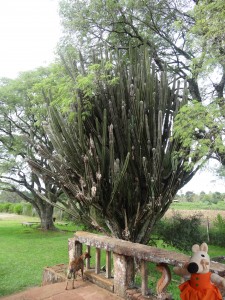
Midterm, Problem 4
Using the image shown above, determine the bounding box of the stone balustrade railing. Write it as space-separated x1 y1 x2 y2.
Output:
68 231 225 299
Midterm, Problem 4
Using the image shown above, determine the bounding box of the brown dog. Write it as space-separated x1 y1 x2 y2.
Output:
65 252 91 290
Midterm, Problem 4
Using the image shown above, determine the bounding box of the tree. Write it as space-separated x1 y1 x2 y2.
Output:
193 0 225 65
59 0 225 170
211 192 222 204
199 191 206 202
0 190 24 203
185 191 195 202
0 66 67 230
30 46 199 244
58 0 204 100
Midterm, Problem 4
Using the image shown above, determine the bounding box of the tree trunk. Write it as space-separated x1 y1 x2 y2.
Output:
39 203 56 230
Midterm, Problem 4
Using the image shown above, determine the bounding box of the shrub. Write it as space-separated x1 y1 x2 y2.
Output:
208 214 225 247
0 203 5 212
13 203 23 215
22 203 33 216
0 203 13 213
213 214 225 231
154 212 206 251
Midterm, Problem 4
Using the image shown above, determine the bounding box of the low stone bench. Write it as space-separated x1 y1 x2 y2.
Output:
21 222 40 227
56 222 69 226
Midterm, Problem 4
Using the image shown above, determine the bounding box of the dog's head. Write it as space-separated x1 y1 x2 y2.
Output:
83 252 91 259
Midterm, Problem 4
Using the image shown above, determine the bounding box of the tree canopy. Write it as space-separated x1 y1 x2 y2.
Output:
0 66 68 229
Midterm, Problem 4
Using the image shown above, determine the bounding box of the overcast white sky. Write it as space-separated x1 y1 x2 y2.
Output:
0 0 224 194
180 160 225 194
0 0 61 78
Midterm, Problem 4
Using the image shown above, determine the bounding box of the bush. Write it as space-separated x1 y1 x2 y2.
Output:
208 214 225 247
213 214 225 231
0 203 5 212
22 203 33 216
8 204 14 213
13 203 23 215
154 212 206 252
0 203 13 213
0 202 29 215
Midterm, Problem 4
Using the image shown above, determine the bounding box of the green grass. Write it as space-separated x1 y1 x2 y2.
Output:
170 200 225 210
0 217 80 297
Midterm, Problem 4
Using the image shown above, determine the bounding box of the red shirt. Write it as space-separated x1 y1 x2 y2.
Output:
179 272 222 300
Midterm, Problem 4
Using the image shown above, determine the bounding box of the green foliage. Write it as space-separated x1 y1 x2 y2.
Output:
74 61 120 119
0 203 13 213
209 214 225 247
213 214 225 232
173 100 225 170
13 203 23 215
0 65 73 229
155 212 206 251
171 199 225 210
21 203 34 216
192 0 225 64
185 191 195 202
0 202 26 215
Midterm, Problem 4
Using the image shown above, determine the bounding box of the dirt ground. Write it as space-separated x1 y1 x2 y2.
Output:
1 210 225 225
0 213 38 222
164 208 225 226
0 213 23 220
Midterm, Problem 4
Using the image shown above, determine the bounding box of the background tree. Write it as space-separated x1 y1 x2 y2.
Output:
0 190 24 203
185 191 195 202
199 191 206 202
0 66 70 230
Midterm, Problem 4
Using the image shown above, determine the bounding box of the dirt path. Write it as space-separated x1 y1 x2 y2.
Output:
1 210 225 224
0 213 39 222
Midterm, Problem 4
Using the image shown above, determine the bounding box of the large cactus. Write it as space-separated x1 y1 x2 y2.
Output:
30 46 194 244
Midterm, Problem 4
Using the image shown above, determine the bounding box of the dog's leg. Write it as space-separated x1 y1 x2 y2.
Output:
65 268 71 290
81 265 86 281
72 272 75 289
65 280 68 290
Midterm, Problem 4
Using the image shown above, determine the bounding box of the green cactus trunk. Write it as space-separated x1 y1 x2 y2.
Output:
33 45 192 244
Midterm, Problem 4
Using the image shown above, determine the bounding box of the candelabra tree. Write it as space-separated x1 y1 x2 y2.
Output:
29 46 198 244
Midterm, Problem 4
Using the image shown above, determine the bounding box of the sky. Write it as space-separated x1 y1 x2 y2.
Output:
0 0 224 194
180 160 225 194
0 0 61 78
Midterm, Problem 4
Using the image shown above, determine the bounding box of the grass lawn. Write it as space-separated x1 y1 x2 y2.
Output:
0 215 80 297
170 201 225 210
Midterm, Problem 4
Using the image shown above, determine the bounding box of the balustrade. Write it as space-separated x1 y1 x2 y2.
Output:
67 231 225 299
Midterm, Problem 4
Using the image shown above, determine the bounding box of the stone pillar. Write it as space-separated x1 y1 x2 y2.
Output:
113 253 135 298
68 238 82 261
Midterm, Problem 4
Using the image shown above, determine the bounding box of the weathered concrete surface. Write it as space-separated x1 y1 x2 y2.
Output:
85 269 114 292
126 288 172 300
42 264 67 286
113 253 135 298
42 264 114 293
0 281 123 300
